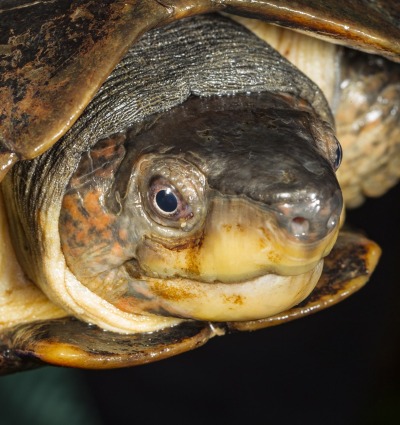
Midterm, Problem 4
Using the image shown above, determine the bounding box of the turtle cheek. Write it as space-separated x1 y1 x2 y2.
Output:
57 151 210 308
59 190 127 280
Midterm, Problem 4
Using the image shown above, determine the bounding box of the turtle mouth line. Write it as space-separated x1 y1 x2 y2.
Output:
123 261 324 322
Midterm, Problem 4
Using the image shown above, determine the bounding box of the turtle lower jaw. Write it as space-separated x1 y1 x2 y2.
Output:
119 261 324 322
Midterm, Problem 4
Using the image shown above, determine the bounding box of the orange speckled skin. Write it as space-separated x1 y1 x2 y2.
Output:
60 135 130 278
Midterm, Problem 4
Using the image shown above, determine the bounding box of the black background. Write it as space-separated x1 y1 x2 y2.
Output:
80 184 400 425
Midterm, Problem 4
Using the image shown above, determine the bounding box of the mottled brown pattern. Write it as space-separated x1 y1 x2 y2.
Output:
0 0 398 172
59 134 128 280
0 0 173 161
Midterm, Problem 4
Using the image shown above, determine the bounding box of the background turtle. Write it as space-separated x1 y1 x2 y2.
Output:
0 0 399 374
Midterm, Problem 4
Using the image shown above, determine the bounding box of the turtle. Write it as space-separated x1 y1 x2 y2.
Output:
0 0 398 375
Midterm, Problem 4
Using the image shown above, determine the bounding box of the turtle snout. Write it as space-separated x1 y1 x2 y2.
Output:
274 187 343 243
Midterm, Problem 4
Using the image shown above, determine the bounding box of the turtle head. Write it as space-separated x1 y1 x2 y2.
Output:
2 14 347 332
59 92 343 322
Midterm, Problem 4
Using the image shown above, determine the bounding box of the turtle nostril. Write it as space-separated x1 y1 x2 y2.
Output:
290 216 310 238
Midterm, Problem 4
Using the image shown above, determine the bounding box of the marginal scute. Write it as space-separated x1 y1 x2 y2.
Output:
0 0 174 162
0 319 215 374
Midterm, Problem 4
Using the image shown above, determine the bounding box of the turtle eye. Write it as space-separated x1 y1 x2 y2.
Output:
155 188 178 214
148 177 193 224
333 139 343 171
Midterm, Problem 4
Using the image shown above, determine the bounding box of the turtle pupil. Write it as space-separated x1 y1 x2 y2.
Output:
155 189 178 213
334 144 342 170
